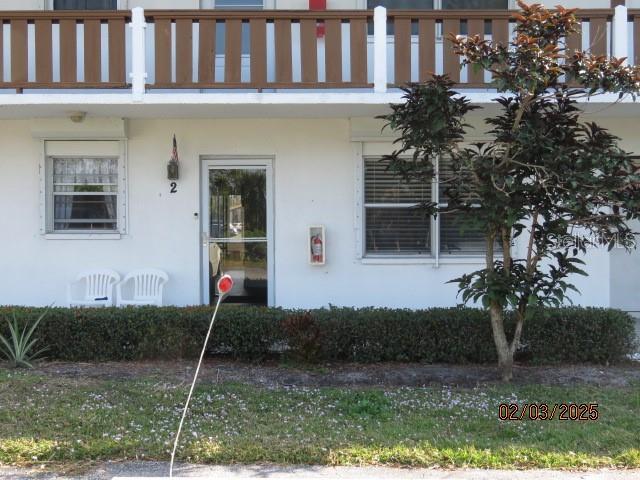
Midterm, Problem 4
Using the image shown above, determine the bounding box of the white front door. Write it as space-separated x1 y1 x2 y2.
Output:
201 157 274 306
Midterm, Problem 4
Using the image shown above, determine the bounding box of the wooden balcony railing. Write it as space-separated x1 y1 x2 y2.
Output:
631 10 640 65
387 9 614 87
145 10 373 89
0 6 635 93
0 10 130 90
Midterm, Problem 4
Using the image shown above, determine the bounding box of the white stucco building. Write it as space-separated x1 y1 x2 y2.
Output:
0 0 638 312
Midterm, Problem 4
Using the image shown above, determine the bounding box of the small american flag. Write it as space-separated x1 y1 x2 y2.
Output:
171 134 179 163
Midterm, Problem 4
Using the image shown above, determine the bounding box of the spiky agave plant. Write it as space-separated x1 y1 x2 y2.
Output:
0 310 49 368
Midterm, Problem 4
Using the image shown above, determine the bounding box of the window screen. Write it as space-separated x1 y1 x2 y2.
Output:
54 0 117 9
364 157 495 257
439 213 489 255
50 157 119 232
364 158 432 255
437 157 500 256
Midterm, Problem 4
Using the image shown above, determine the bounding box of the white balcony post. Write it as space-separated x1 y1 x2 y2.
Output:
612 5 628 65
373 6 388 93
130 7 147 99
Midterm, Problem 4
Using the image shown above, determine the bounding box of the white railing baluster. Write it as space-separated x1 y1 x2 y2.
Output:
374 6 387 93
613 5 629 64
130 7 147 99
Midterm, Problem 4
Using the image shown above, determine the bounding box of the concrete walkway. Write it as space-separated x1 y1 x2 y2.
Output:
2 463 640 480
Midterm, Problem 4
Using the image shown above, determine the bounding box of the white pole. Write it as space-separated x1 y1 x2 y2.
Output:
373 6 388 93
612 5 628 65
169 293 225 478
130 7 147 100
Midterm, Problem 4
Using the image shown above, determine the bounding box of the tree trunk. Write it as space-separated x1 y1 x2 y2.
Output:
489 303 514 382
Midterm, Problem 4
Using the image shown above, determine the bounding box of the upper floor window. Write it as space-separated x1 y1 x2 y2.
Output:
54 0 117 9
368 0 435 7
441 0 508 8
367 0 508 8
215 0 264 8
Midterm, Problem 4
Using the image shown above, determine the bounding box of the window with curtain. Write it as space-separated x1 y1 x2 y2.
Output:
364 157 493 257
54 0 117 9
48 157 119 232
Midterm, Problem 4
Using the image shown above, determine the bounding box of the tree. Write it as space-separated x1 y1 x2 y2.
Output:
380 1 640 381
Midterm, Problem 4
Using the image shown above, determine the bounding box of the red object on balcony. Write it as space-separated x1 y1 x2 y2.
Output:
309 0 326 10
310 0 326 37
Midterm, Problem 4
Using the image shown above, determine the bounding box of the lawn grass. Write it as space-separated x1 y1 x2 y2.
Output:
0 369 639 469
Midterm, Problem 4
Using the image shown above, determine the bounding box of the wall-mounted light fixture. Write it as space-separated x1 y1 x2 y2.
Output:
68 111 86 123
167 134 180 180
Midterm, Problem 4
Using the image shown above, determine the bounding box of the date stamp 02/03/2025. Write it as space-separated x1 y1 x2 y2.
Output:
498 403 599 421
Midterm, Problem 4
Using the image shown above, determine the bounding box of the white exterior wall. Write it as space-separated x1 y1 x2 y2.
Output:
602 119 640 314
0 1 43 9
610 221 640 313
0 115 634 309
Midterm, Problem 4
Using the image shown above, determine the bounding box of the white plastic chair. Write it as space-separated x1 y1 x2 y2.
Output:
67 269 121 307
116 269 168 307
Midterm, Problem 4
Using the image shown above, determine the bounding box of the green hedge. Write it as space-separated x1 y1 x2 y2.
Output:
0 306 636 364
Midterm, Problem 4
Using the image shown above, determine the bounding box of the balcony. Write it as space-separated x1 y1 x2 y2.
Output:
0 6 637 117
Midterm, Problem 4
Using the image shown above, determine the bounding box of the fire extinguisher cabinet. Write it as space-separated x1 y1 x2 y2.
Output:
309 225 326 265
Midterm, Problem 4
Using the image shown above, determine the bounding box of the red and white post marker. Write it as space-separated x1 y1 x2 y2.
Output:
217 274 234 297
169 274 234 478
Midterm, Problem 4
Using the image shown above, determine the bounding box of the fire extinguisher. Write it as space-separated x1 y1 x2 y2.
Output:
311 234 323 263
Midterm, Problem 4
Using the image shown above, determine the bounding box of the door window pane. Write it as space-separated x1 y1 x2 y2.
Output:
208 167 268 306
209 169 267 239
209 241 267 304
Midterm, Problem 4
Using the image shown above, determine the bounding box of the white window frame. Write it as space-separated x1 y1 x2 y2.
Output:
362 154 437 260
200 156 275 306
355 146 488 265
39 139 128 240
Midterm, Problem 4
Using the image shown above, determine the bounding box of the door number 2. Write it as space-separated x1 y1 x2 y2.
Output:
170 182 177 193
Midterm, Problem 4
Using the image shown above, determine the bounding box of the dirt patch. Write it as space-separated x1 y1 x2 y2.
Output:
18 359 640 388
